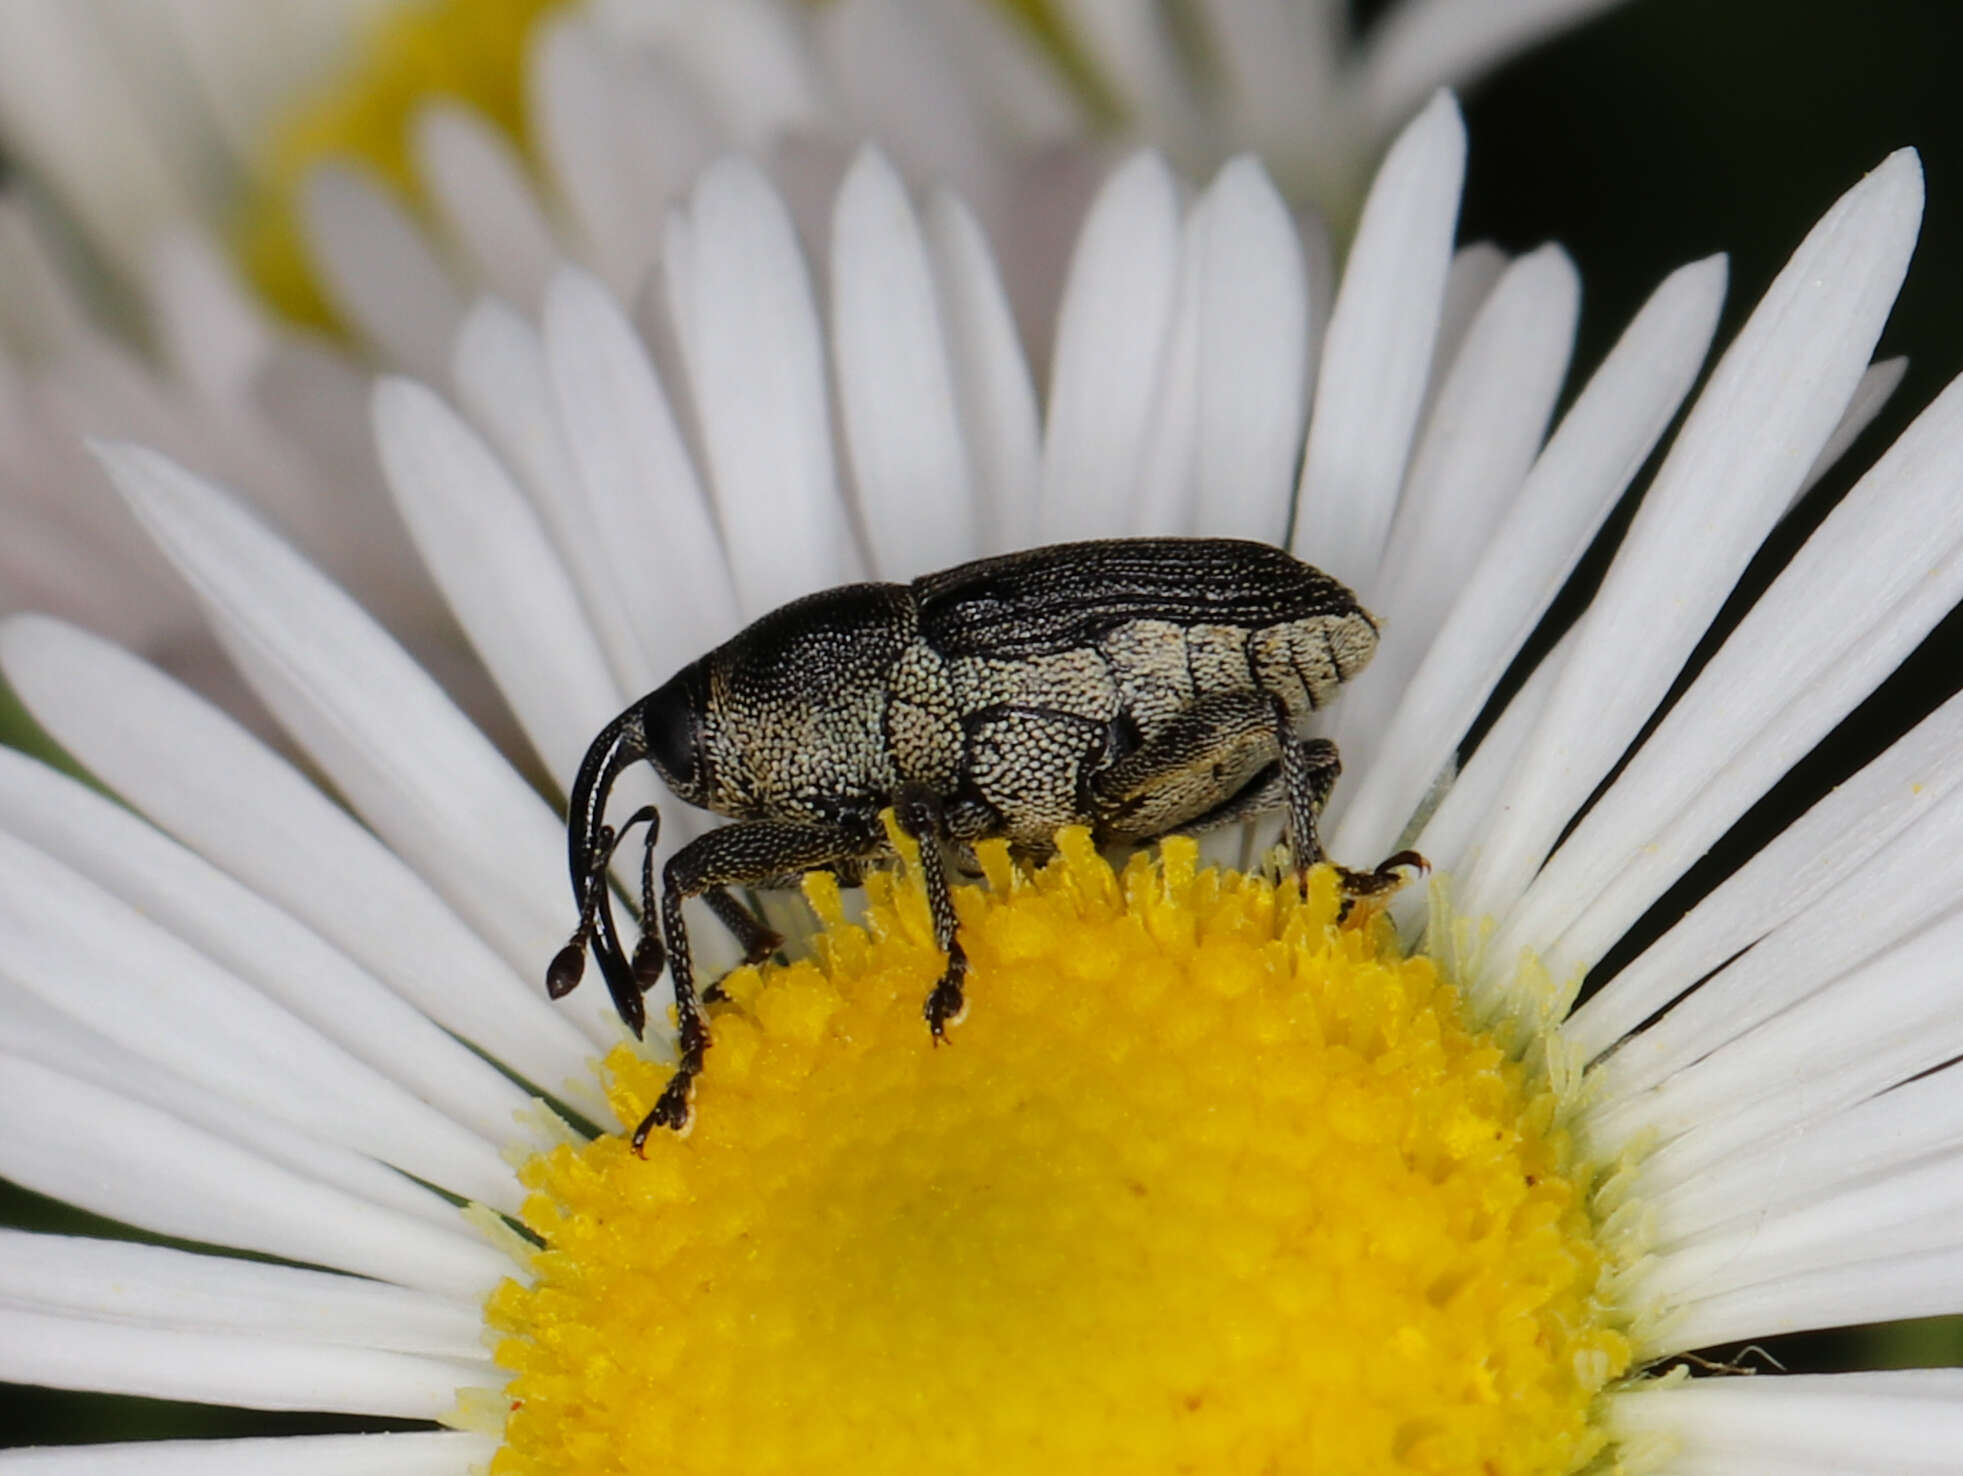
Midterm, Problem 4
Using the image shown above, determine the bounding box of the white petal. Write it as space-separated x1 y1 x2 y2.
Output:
922 188 1041 555
1053 0 1207 161
1633 1146 1963 1318
147 1 360 167
0 744 538 1154
373 376 627 791
1415 240 1509 430
0 1306 487 1419
0 830 518 1210
589 0 830 149
530 14 713 300
1639 1148 1963 1309
1190 0 1342 169
1333 256 1724 861
669 157 863 612
0 614 610 1120
1590 907 1963 1178
906 0 1086 149
1649 1246 1963 1355
1650 1063 1963 1250
1794 354 1908 508
1041 150 1183 540
1291 92 1465 588
1374 244 1576 620
1190 157 1311 544
248 336 416 596
300 165 464 385
0 982 473 1231
531 15 646 294
1127 204 1204 536
819 0 995 214
413 102 558 313
1458 150 1923 926
1296 205 1335 402
1360 0 1629 138
1505 363 1963 989
1405 627 1573 894
543 267 741 676
0 1431 495 1475
452 298 656 696
141 229 272 412
0 1231 484 1359
0 197 91 355
1574 685 1963 1075
1405 239 1507 449
90 444 615 1041
0 4 196 280
0 1055 508 1297
830 147 977 577
1336 243 1577 773
1609 1369 1963 1466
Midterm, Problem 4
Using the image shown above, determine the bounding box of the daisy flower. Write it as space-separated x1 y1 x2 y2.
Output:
0 0 1632 730
4 92 1962 1472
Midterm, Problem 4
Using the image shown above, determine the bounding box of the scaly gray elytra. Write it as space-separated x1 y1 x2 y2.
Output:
548 537 1422 1150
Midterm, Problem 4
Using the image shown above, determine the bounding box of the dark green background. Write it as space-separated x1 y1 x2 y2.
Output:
8 0 1963 1447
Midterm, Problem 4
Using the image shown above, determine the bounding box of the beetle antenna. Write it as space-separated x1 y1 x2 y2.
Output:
550 704 659 1037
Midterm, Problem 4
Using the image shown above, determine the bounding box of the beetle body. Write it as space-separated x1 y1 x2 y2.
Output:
665 539 1375 846
551 537 1407 1147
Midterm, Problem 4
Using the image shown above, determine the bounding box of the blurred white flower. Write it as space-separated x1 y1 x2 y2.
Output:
0 0 1633 727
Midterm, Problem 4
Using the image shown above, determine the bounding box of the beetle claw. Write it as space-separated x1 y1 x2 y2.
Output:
633 1073 697 1155
1334 849 1428 900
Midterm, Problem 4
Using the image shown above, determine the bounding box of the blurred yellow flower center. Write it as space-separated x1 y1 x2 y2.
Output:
230 0 1106 330
233 0 557 326
485 833 1628 1474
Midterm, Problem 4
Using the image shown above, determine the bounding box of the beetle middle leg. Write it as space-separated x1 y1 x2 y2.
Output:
892 783 968 1042
699 886 784 1004
635 819 883 1151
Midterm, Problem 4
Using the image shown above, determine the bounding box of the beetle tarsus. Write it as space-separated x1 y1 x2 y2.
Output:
631 1073 695 1155
924 950 969 1042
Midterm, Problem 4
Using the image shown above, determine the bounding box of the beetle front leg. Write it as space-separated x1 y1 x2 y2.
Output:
892 783 968 1043
634 820 881 1151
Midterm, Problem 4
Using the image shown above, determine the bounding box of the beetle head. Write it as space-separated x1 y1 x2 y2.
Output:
637 659 714 806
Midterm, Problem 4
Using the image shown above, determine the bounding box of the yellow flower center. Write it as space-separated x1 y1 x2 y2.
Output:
483 833 1628 1474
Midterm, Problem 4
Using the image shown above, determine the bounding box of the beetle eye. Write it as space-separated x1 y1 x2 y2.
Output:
640 665 706 796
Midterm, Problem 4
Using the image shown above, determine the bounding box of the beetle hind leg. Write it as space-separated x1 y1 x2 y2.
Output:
1109 707 1424 903
1279 731 1427 903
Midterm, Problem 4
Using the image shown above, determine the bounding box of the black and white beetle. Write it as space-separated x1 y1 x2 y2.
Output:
549 537 1421 1148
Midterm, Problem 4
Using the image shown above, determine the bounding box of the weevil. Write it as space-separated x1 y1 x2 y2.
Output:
548 537 1421 1149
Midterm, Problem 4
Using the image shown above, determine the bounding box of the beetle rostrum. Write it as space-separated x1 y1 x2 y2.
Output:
549 537 1423 1150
